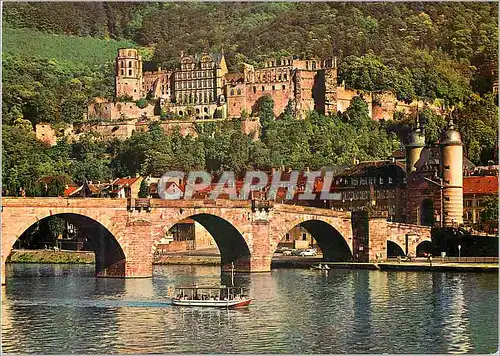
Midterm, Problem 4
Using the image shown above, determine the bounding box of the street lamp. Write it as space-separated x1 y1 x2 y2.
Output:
423 176 444 227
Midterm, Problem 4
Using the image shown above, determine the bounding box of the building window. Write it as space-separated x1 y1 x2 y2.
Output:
230 89 235 96
286 233 290 241
388 177 393 184
312 61 316 70
128 61 132 68
253 86 256 94
262 86 265 91
360 177 367 185
465 200 472 207
352 178 358 186
302 233 307 241
121 69 124 75
282 85 286 90
379 177 384 185
237 88 241 95
272 85 275 91
128 69 132 76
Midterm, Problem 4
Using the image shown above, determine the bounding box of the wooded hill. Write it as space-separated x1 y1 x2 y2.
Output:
2 2 498 196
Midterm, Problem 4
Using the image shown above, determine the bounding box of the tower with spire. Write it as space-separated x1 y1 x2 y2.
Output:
440 116 464 226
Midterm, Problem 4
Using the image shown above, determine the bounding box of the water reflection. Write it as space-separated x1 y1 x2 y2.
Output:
442 275 472 353
1 264 498 354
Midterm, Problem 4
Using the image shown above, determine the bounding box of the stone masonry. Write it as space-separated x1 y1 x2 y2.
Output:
1 197 431 284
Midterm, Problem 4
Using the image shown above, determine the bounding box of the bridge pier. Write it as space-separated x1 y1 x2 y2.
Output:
119 220 154 278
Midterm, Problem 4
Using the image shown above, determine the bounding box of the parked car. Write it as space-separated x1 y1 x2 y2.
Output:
291 249 303 256
282 249 293 256
299 249 317 257
276 246 291 254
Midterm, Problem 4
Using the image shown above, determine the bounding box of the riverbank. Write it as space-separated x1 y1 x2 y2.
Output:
6 250 498 272
6 250 94 264
153 255 220 266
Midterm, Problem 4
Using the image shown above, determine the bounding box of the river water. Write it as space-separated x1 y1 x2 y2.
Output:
1 264 498 354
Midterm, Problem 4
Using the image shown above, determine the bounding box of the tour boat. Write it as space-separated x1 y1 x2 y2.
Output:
310 263 330 271
171 286 251 308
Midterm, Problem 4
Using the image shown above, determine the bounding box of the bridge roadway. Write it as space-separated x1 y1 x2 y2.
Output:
1 197 432 284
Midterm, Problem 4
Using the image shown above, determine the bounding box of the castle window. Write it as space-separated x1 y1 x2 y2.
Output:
237 88 241 95
286 233 290 241
282 85 286 90
278 74 282 81
129 61 132 68
121 69 124 75
253 86 256 94
284 73 287 80
262 86 265 91
230 89 235 96
306 61 309 69
272 85 275 91
204 93 208 103
128 69 132 76
204 107 208 113
196 108 200 114
179 111 183 116
312 61 316 70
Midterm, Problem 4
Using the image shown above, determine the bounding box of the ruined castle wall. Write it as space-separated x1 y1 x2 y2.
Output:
88 102 156 121
143 70 172 101
227 83 247 118
35 124 57 146
336 86 373 118
240 118 261 141
294 70 317 118
239 66 293 117
244 82 292 117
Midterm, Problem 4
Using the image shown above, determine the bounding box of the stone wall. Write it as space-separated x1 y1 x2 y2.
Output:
35 123 58 146
88 101 156 121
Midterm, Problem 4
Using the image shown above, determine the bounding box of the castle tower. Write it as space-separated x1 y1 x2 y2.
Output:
115 48 143 100
440 118 463 227
323 57 338 116
405 119 426 174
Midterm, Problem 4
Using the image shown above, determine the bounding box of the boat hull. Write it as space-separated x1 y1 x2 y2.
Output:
171 298 251 308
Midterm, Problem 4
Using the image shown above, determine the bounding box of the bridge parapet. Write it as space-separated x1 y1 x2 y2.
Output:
2 197 127 208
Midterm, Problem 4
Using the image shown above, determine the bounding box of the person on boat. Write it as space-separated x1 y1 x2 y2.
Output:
318 263 322 269
324 264 330 270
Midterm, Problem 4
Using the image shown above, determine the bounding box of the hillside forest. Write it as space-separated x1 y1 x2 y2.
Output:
2 2 498 196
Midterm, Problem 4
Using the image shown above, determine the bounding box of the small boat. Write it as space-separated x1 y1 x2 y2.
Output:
310 263 330 271
171 286 251 308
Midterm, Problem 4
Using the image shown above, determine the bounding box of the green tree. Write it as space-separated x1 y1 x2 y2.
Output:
480 196 498 223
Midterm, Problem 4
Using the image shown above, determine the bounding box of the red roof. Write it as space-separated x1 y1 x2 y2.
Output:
64 186 79 197
113 177 141 186
463 176 498 194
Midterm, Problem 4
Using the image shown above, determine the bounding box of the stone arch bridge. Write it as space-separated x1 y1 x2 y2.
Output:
1 198 431 284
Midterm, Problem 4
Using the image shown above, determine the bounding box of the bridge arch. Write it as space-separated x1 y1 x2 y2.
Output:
416 240 435 257
3 212 127 279
153 210 251 270
387 240 405 257
273 216 353 261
